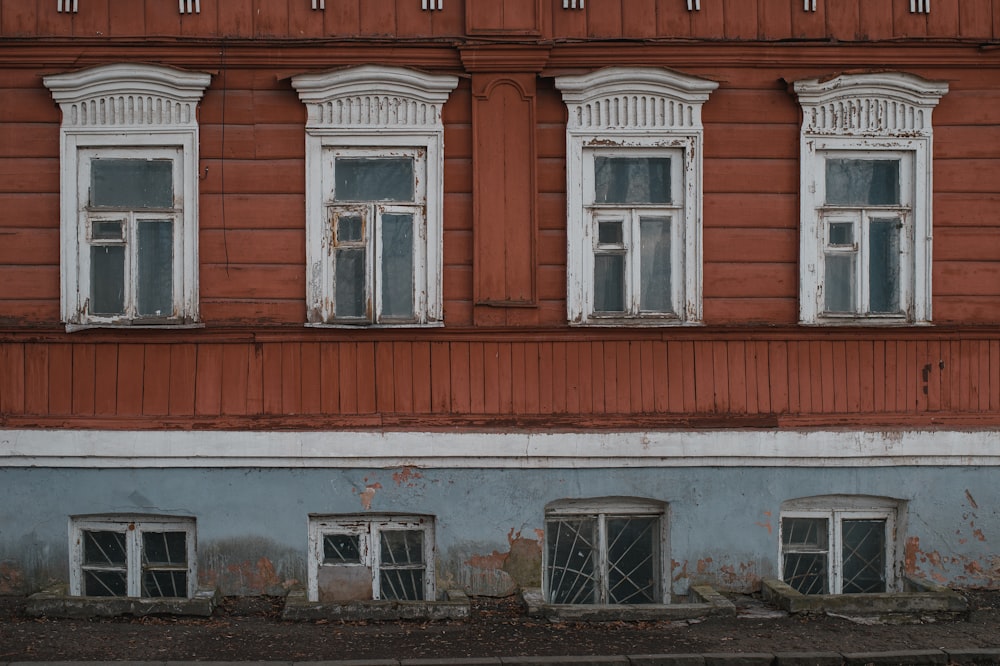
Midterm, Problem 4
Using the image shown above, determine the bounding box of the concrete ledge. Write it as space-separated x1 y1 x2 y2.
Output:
761 577 968 619
520 584 736 622
25 584 218 618
944 648 1000 665
280 588 471 621
842 649 948 665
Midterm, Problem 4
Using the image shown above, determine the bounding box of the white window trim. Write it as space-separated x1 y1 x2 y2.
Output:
43 63 211 330
69 514 197 599
291 65 458 327
307 513 436 603
544 497 669 605
794 72 947 325
554 67 717 326
779 495 903 595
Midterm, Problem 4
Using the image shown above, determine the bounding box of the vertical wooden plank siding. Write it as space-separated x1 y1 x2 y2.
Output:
47 344 73 415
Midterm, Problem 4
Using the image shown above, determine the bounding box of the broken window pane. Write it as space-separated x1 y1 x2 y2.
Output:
841 519 886 594
136 220 173 317
639 217 672 313
323 534 362 564
380 214 414 318
824 254 856 313
825 159 900 206
606 516 658 603
595 157 671 205
546 518 597 604
335 158 414 203
90 245 126 315
594 254 625 313
91 158 173 209
142 532 187 567
869 218 901 314
335 248 366 318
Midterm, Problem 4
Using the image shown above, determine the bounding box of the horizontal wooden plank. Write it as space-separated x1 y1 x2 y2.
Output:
200 229 304 265
703 263 797 298
0 123 58 158
200 264 305 299
704 228 797 263
0 228 58 264
935 262 1000 296
199 194 306 230
0 265 58 299
935 227 1000 261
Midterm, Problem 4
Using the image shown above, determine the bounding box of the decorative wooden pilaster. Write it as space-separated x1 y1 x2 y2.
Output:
461 45 550 326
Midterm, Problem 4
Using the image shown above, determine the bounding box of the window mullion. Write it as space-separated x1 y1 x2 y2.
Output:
128 526 142 598
597 514 609 604
371 205 381 323
830 513 842 594
366 527 379 599
627 210 641 315
858 211 871 315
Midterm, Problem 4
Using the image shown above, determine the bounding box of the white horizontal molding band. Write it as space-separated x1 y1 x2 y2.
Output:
1 429 999 468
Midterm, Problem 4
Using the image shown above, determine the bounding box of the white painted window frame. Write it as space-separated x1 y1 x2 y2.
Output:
307 514 436 603
291 65 458 328
794 72 947 325
544 497 669 605
69 514 197 599
43 63 210 331
554 67 717 326
779 507 897 594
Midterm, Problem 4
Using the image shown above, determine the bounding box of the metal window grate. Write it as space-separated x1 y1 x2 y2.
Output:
547 518 598 604
841 520 887 593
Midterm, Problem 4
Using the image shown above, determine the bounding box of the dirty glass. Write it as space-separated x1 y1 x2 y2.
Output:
335 248 366 318
824 254 856 313
639 217 672 313
869 219 901 314
142 532 186 567
323 534 362 564
594 157 671 205
825 159 900 206
841 519 886 593
337 215 363 243
91 158 173 209
781 517 829 595
546 518 597 604
594 255 625 313
136 220 173 317
142 571 187 597
92 220 123 241
84 530 127 566
828 222 854 246
606 516 658 604
90 246 126 315
335 157 414 203
380 214 414 319
84 570 128 597
379 529 425 601
598 220 623 245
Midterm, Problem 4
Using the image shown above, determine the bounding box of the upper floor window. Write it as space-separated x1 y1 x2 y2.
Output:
544 497 668 605
780 496 903 595
292 66 458 327
554 67 717 325
794 72 947 325
44 64 211 330
69 514 197 599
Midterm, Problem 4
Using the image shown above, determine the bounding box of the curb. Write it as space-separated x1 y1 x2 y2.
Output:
5 650 1000 665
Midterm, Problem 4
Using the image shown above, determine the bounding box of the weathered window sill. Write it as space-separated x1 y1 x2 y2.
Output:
762 576 968 619
520 584 736 622
26 584 218 618
281 588 471 621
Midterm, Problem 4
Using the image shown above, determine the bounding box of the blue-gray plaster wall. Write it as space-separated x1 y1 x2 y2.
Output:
1 466 998 596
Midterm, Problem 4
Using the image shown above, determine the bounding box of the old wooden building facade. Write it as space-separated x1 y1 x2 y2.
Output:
2 0 1000 604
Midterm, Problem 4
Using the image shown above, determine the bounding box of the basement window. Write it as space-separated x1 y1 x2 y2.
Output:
544 497 667 605
307 514 436 603
779 496 901 595
69 515 197 599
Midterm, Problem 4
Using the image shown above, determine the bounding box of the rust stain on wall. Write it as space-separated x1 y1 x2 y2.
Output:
755 511 773 535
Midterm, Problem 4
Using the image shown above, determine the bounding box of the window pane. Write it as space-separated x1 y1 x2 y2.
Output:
546 518 597 604
782 553 828 595
142 532 187 567
598 220 623 245
137 220 174 317
781 517 828 549
595 157 671 204
829 222 854 246
869 218 901 314
606 517 658 604
639 217 672 314
824 254 856 313
337 215 363 243
380 529 424 566
335 158 414 202
825 159 900 206
90 245 125 315
91 158 173 209
594 254 625 313
842 519 887 594
92 220 123 240
335 248 366 318
380 568 424 601
323 534 362 564
84 530 127 566
142 571 187 598
380 214 414 318
84 570 128 597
